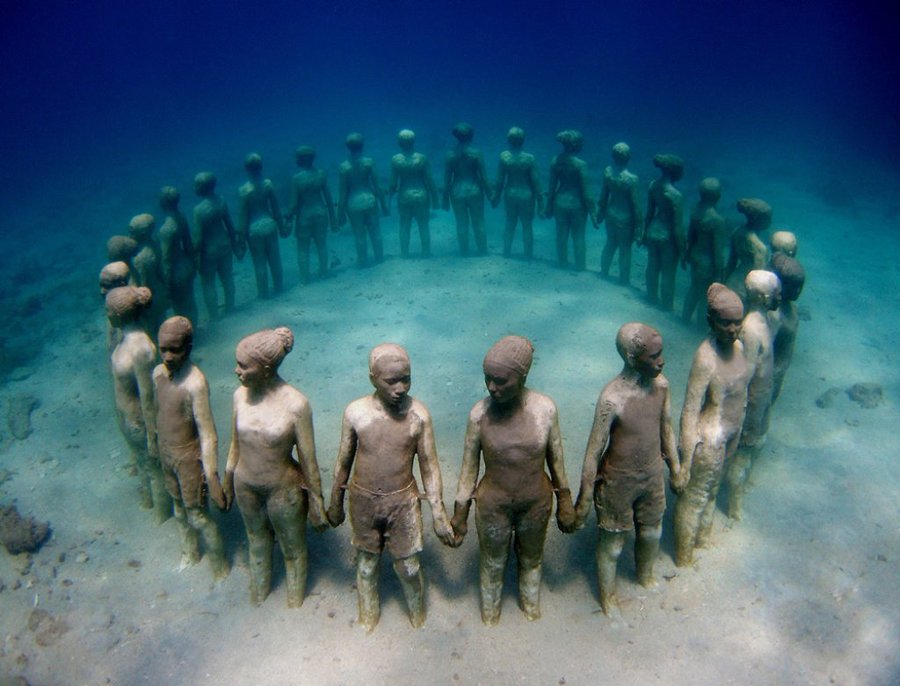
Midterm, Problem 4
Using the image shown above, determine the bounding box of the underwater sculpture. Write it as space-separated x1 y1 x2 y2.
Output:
769 253 806 403
128 213 170 336
99 261 131 353
574 323 679 617
451 336 576 625
725 198 771 300
443 122 490 256
492 126 543 259
152 316 228 580
545 129 593 271
106 286 172 523
193 171 242 321
597 142 642 285
224 327 327 607
725 269 781 520
672 283 749 566
327 344 455 632
99 261 131 296
288 146 336 284
388 129 439 258
639 154 685 311
106 234 139 265
158 186 198 324
682 178 728 323
238 153 287 298
770 230 797 259
338 132 387 268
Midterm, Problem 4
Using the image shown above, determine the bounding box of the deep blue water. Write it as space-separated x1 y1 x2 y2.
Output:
0 0 896 290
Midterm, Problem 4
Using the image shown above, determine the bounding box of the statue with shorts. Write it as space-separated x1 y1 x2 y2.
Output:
682 178 727 323
326 344 455 632
451 336 576 625
106 286 172 523
639 154 684 310
443 122 490 256
224 327 328 607
597 142 642 285
574 323 679 617
193 172 243 321
545 130 593 271
672 284 749 566
491 126 543 259
338 133 387 268
388 130 439 258
288 146 336 284
153 316 228 579
238 153 287 298
725 269 781 520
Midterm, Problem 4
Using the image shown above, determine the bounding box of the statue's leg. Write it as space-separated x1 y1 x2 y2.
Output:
393 554 426 628
356 550 381 633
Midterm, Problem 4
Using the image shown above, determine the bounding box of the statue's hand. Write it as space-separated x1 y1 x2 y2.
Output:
326 498 345 528
223 470 235 512
208 472 227 511
308 494 329 532
433 512 457 548
556 488 577 533
450 501 470 541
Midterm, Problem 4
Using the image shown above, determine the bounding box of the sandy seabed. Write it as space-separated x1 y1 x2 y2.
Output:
0 156 898 686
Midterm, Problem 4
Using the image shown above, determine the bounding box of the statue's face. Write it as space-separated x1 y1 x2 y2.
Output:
235 351 268 390
709 311 743 346
159 332 190 376
483 361 524 405
370 359 411 408
633 336 665 379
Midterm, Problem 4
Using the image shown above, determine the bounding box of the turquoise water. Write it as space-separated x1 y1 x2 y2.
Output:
0 3 898 685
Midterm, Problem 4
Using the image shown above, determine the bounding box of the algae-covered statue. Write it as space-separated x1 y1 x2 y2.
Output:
238 153 287 298
443 122 490 256
100 262 131 353
152 316 228 580
639 154 684 310
338 133 387 268
546 130 593 271
388 129 439 258
107 234 139 265
193 171 242 321
770 230 797 259
224 327 328 607
682 178 727 323
724 198 771 300
672 284 749 566
99 261 131 297
769 253 805 403
725 269 780 520
158 186 198 323
288 146 336 284
106 286 172 523
574 323 679 617
451 336 576 625
597 142 642 285
128 213 170 336
327 344 455 632
492 126 543 259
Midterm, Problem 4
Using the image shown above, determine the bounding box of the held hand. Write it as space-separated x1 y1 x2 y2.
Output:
450 501 470 541
207 472 227 511
223 470 235 512
556 488 577 533
308 494 329 532
326 498 345 528
433 511 458 548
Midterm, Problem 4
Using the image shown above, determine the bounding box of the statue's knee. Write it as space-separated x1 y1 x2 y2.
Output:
393 556 420 581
